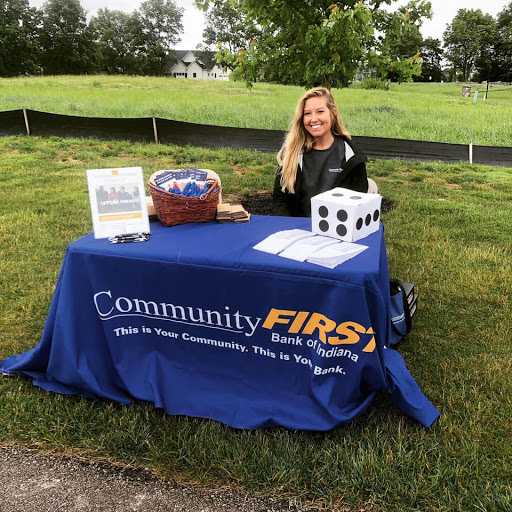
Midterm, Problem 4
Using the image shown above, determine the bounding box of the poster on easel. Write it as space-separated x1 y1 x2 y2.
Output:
87 167 150 239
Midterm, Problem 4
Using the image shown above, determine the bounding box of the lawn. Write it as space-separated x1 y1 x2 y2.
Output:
0 132 511 511
0 76 511 146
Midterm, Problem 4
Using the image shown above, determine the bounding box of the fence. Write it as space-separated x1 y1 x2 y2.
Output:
1 108 511 167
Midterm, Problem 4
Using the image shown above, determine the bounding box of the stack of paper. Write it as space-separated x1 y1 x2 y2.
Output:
253 229 315 254
151 168 210 195
279 235 339 262
216 203 251 223
253 229 368 268
307 242 368 268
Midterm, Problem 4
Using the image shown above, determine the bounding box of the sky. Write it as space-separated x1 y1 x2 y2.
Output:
28 0 509 50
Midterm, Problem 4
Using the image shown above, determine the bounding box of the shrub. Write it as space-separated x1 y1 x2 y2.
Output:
359 78 390 90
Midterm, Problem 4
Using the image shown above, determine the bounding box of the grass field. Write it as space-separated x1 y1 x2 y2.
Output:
0 131 511 511
0 76 512 146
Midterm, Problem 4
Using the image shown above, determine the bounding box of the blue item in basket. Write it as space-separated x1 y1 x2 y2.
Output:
158 179 212 197
154 168 208 187
183 181 199 197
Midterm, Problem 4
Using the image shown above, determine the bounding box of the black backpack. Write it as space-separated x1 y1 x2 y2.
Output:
389 278 418 345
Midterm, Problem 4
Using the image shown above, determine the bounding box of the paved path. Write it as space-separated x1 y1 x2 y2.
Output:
0 446 313 512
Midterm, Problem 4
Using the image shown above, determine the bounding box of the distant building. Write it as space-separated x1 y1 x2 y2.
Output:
355 67 377 81
169 50 230 81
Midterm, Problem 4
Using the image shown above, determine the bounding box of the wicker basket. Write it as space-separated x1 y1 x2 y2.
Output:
148 177 221 227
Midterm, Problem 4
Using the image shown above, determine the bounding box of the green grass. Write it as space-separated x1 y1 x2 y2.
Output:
0 76 511 146
0 135 511 511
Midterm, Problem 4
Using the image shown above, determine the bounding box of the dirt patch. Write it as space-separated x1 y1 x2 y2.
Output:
224 192 396 216
241 193 274 215
381 197 396 213
474 183 493 191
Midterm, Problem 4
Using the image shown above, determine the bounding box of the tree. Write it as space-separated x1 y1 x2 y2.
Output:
89 9 138 74
0 0 40 76
198 0 259 70
377 1 427 82
196 0 432 89
443 9 497 82
131 0 184 75
387 22 423 62
419 37 443 82
370 0 431 83
495 3 512 81
39 0 98 74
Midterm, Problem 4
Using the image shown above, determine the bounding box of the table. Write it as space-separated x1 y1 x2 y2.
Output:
0 216 439 429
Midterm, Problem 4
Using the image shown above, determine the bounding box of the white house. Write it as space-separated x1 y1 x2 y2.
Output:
170 50 230 81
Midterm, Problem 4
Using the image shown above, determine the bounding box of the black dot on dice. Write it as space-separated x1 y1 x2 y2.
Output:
365 214 371 225
318 206 329 218
373 209 380 221
337 209 348 222
332 193 344 197
336 224 347 236
356 218 363 230
319 220 329 232
350 196 362 200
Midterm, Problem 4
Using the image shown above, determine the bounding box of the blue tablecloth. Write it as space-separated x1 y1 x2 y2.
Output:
1 216 439 429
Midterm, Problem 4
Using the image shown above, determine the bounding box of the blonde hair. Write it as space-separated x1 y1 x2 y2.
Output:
277 87 351 193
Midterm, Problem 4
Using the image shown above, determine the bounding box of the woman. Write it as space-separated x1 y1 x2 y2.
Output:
272 87 371 217
108 187 118 201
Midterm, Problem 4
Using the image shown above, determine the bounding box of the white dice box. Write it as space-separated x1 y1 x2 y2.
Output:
311 187 382 242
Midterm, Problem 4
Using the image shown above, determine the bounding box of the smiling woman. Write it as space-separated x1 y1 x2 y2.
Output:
303 96 335 149
272 87 369 217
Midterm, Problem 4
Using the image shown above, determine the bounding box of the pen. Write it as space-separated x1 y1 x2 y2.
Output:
108 232 151 243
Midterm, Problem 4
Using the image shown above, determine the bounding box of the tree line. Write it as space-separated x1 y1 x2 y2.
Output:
1 0 512 87
196 0 512 86
0 0 183 76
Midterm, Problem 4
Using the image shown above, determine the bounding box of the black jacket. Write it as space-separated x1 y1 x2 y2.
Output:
272 136 368 217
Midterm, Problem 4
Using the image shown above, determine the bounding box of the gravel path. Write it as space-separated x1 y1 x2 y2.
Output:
0 446 313 512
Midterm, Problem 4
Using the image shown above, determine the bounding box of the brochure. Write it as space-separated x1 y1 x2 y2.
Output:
279 235 339 262
252 229 315 254
153 168 209 192
87 167 150 239
307 242 368 269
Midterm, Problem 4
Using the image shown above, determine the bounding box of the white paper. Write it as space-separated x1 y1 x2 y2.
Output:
253 229 315 254
307 242 368 269
87 167 150 239
279 235 339 262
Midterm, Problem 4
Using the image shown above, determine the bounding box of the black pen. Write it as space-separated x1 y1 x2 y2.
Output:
108 232 151 243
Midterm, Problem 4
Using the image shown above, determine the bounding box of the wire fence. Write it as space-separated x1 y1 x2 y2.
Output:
1 108 511 167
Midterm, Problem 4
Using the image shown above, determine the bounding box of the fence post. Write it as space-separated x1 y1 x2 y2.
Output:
469 141 473 164
23 108 30 136
152 116 159 144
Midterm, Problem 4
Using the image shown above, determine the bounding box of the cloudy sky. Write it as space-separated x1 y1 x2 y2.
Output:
28 0 509 50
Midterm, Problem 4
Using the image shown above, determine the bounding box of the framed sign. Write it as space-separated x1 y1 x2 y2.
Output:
87 167 150 239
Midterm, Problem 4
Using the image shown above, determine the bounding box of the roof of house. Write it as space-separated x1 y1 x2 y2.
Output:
172 50 217 70
174 50 194 62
